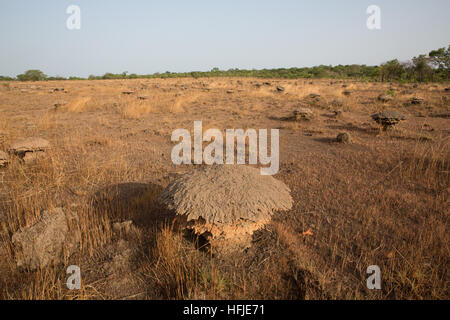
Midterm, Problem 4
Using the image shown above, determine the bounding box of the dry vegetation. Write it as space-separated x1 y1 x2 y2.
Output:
0 78 448 300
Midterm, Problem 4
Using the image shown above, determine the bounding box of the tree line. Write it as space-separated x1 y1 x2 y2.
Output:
1 45 448 83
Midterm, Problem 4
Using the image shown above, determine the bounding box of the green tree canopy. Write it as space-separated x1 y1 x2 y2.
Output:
412 54 433 82
17 70 47 81
429 46 450 79
380 60 404 81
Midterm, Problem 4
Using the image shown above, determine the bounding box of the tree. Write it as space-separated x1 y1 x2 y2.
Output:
0 75 14 81
17 70 47 81
347 64 362 78
102 72 119 80
401 60 415 81
380 60 404 81
412 54 432 82
429 46 450 80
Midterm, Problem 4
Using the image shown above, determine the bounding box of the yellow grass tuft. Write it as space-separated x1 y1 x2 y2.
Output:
66 97 92 112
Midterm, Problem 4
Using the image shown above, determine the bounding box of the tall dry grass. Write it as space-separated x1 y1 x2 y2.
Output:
146 225 227 299
0 131 137 298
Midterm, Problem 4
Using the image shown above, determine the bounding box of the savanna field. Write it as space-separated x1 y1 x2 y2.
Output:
0 78 448 299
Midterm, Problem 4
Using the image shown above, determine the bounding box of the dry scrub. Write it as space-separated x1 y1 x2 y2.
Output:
0 78 448 300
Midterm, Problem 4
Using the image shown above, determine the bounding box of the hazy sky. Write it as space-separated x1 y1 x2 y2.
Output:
0 0 449 77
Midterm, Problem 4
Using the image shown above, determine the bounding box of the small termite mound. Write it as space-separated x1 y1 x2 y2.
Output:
371 110 408 131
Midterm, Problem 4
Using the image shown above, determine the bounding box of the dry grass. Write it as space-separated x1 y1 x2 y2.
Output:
0 78 448 300
66 97 92 113
121 100 155 119
145 225 229 299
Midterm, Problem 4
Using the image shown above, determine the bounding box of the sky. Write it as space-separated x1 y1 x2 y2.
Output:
0 0 449 78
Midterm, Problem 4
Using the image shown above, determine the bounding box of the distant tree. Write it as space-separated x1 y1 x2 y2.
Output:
17 69 47 81
412 54 433 82
429 46 450 80
380 60 404 81
102 73 118 80
0 75 14 81
401 60 416 81
47 76 67 81
51 46 449 82
347 64 362 78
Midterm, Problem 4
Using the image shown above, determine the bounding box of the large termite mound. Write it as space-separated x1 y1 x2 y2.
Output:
158 165 293 253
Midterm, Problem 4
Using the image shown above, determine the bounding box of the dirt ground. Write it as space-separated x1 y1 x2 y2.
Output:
0 78 448 299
